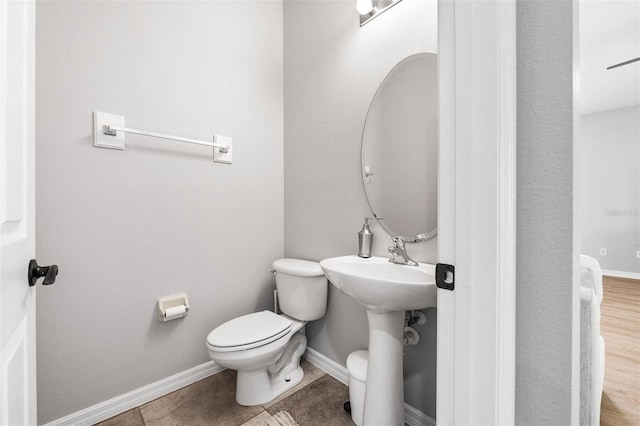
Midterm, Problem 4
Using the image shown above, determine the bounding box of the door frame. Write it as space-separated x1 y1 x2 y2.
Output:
437 0 516 424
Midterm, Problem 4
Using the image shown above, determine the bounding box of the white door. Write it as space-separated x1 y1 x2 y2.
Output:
437 0 516 424
0 0 37 424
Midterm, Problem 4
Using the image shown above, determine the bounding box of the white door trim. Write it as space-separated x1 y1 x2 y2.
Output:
437 1 516 424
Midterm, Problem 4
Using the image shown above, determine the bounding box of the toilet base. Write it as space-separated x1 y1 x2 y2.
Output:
235 332 307 406
236 365 303 406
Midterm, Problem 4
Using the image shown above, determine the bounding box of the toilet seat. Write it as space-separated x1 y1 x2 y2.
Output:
207 311 292 353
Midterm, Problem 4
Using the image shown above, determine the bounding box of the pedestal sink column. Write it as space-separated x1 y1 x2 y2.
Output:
363 310 405 426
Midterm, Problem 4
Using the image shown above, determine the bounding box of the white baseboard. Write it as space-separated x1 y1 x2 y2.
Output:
404 403 436 426
304 347 435 426
602 269 640 280
44 361 225 426
304 347 349 385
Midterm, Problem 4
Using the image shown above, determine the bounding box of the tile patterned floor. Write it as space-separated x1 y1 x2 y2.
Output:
96 360 353 426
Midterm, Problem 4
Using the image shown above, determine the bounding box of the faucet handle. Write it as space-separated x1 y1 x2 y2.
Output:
390 236 406 248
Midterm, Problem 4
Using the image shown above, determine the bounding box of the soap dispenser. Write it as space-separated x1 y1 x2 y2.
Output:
358 218 374 258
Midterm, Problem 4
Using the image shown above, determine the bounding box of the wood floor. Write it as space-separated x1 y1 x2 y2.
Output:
600 276 640 426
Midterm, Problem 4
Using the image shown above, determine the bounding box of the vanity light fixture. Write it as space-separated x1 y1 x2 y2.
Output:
356 0 374 15
357 0 404 26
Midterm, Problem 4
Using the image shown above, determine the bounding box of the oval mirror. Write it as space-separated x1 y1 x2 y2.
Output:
361 53 438 242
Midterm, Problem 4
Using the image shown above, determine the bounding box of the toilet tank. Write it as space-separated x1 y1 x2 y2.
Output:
272 259 327 321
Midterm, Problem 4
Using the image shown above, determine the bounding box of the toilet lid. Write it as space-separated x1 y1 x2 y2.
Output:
272 258 324 277
207 311 292 351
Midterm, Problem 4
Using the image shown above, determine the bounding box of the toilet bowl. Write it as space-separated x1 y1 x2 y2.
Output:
206 259 327 406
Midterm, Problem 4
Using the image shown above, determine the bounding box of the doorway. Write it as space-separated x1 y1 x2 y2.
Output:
577 1 640 424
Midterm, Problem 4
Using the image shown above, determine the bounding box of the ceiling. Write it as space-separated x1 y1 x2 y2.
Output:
580 0 640 115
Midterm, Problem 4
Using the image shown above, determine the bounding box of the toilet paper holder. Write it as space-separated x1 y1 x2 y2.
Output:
157 293 190 322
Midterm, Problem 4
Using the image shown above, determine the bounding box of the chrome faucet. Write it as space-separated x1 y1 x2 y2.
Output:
388 236 418 266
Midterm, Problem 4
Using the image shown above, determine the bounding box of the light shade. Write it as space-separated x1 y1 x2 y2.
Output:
356 0 374 15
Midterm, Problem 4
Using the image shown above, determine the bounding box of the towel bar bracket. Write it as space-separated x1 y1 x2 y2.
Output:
102 125 118 137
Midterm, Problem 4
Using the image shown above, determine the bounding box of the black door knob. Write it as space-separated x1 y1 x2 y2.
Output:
28 259 58 287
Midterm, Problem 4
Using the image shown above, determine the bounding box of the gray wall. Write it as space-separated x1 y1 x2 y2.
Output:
36 1 283 423
580 105 640 273
283 0 438 417
516 0 580 424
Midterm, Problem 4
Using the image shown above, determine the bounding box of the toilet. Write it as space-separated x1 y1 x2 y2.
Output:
206 258 327 406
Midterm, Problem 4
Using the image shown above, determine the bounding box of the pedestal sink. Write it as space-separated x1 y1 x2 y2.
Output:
320 255 437 426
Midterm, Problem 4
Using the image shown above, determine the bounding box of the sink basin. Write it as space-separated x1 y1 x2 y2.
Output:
320 255 437 425
320 255 436 313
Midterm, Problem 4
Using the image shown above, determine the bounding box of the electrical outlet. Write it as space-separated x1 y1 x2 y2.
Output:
636 250 640 259
600 248 607 256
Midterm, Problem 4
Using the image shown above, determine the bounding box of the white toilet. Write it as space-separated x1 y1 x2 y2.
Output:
206 258 327 406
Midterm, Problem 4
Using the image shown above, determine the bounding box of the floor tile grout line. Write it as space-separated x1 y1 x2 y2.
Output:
235 409 267 426
264 374 335 417
135 407 146 426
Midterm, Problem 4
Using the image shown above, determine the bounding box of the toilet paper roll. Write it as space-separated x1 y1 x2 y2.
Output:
164 305 187 320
